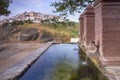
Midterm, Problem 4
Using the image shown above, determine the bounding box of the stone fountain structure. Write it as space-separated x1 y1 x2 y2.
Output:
79 1 120 79
79 0 120 66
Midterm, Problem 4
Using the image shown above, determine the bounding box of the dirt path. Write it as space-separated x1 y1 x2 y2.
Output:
0 42 45 73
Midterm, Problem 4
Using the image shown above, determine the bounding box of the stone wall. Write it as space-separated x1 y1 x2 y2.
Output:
79 14 84 45
79 5 95 48
94 0 120 66
79 14 84 40
79 0 120 66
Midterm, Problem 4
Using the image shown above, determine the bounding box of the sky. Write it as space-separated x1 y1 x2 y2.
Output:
0 0 80 22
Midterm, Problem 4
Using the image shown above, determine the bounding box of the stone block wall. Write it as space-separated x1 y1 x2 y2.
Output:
94 0 120 66
79 13 84 43
79 0 120 66
79 5 95 48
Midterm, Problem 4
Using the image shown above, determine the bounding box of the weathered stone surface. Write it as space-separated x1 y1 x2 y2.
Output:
38 30 53 42
19 28 39 41
0 26 54 42
79 13 84 41
94 1 120 66
86 42 97 54
104 66 120 80
0 42 52 80
82 5 95 47
0 26 20 41
94 0 120 7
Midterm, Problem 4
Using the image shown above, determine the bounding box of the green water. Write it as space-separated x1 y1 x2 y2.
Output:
78 48 109 80
20 44 108 80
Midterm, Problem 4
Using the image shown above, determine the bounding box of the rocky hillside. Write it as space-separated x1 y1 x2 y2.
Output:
0 22 78 43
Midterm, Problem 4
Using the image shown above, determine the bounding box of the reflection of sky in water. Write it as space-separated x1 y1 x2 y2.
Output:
20 44 79 80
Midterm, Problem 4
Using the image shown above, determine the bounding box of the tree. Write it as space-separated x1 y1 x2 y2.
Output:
51 0 94 16
0 0 12 16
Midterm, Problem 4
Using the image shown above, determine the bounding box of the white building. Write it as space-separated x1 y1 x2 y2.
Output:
70 38 79 43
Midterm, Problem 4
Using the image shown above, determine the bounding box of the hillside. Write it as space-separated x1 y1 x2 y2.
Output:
0 22 78 43
40 22 78 42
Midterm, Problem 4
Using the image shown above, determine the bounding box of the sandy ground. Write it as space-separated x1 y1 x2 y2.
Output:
0 42 44 73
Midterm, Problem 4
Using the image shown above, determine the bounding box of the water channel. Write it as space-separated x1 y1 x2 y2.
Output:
19 44 108 80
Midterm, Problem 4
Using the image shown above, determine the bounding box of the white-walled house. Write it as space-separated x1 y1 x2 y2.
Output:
1 11 66 24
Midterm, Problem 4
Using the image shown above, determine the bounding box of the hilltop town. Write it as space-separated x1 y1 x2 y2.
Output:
0 11 66 25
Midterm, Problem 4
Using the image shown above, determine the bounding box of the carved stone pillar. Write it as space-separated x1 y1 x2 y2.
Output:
79 14 84 44
94 0 120 66
83 5 95 47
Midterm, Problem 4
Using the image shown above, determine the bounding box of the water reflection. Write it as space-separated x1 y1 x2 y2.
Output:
43 57 78 80
20 44 79 80
79 48 109 80
19 44 108 80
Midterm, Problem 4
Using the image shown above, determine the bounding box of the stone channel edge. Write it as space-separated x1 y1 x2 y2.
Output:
0 42 53 80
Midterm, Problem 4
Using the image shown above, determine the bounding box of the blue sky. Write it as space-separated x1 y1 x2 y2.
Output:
0 0 80 22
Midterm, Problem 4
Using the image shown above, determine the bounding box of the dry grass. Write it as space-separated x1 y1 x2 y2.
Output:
18 22 78 42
